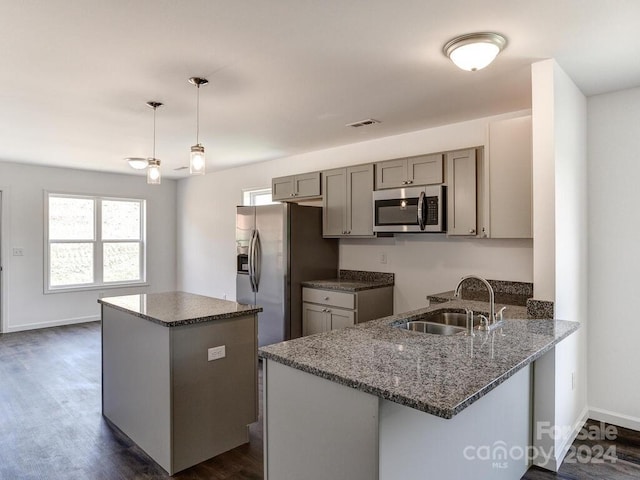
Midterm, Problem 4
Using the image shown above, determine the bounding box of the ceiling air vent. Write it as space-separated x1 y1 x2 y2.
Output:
346 118 381 128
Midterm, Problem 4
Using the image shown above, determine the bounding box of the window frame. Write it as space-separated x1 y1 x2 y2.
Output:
242 187 275 206
44 191 148 294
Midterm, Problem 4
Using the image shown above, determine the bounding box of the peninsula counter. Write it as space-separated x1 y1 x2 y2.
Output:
259 298 579 480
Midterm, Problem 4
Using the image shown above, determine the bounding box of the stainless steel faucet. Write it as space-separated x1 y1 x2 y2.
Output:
454 275 505 331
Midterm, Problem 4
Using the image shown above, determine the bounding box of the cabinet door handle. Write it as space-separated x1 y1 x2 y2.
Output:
324 296 329 301
401 181 407 185
406 180 413 184
469 228 476 234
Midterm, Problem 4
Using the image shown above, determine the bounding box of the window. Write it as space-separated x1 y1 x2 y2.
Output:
242 187 275 206
45 193 146 292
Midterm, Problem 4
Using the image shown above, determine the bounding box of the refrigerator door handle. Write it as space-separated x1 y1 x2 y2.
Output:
249 229 257 293
253 230 262 292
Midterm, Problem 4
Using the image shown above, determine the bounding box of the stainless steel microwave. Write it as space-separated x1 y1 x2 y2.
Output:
373 185 446 233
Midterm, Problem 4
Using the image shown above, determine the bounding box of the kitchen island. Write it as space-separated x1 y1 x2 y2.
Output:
99 292 261 475
259 297 579 480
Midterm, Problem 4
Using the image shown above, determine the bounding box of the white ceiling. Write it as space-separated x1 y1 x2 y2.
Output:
1 0 639 178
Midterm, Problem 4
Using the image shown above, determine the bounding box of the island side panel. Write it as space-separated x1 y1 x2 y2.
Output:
170 314 258 474
263 359 379 480
379 365 532 480
101 305 172 473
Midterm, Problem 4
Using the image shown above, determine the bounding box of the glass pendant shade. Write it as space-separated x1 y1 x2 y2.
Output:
190 144 206 175
443 33 507 72
147 159 161 185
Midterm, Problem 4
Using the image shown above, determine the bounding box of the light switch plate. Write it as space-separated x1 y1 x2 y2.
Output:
207 345 226 361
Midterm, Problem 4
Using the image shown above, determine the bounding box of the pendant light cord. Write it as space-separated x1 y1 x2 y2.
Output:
152 105 157 159
196 85 200 145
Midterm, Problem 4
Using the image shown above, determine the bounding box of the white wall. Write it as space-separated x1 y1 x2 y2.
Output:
587 86 640 431
531 59 589 470
177 111 534 313
0 161 177 333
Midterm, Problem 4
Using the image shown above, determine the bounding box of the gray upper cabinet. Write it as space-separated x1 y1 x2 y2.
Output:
322 164 374 237
272 172 321 201
481 116 533 238
446 149 477 236
375 154 443 190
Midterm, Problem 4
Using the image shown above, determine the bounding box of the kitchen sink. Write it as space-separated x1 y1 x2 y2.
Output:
418 311 468 327
396 321 466 336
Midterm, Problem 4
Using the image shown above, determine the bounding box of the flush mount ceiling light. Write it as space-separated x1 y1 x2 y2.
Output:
126 157 148 170
188 77 209 175
146 101 163 185
443 32 507 71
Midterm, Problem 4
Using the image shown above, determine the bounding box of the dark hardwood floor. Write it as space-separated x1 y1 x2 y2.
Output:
0 322 262 480
1 322 639 479
521 419 640 480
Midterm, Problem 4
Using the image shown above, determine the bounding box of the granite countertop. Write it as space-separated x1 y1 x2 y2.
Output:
99 291 262 327
428 289 532 307
302 269 395 292
259 298 579 419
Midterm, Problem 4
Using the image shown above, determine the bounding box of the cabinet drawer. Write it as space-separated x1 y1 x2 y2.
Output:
302 288 355 310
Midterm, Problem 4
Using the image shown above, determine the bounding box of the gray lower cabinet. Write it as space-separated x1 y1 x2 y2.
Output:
101 306 257 475
375 153 443 189
302 302 356 335
322 164 374 237
302 286 393 336
272 172 321 201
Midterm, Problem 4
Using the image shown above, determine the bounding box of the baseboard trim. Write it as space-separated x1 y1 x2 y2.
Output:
589 407 640 432
532 405 589 472
5 315 100 333
555 405 590 467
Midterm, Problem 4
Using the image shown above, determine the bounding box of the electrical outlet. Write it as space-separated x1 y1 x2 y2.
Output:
380 252 387 264
571 372 575 391
223 293 227 300
208 345 226 361
12 248 24 256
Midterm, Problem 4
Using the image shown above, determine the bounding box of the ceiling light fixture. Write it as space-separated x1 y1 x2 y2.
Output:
188 77 209 175
146 101 163 185
126 157 148 170
443 32 507 72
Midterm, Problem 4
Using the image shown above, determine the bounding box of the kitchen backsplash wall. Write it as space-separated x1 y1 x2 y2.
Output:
339 236 533 313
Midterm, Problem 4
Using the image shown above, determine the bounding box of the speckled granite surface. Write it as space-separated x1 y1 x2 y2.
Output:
526 299 555 319
428 279 534 307
259 298 579 419
301 270 394 292
99 292 262 327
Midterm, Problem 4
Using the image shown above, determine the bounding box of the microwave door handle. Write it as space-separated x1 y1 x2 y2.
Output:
417 191 426 231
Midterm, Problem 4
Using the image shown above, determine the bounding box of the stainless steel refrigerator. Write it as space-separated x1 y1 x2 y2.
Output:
236 203 338 347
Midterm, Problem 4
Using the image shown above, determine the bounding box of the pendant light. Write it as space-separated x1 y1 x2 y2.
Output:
188 77 208 175
146 101 163 185
443 32 507 71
